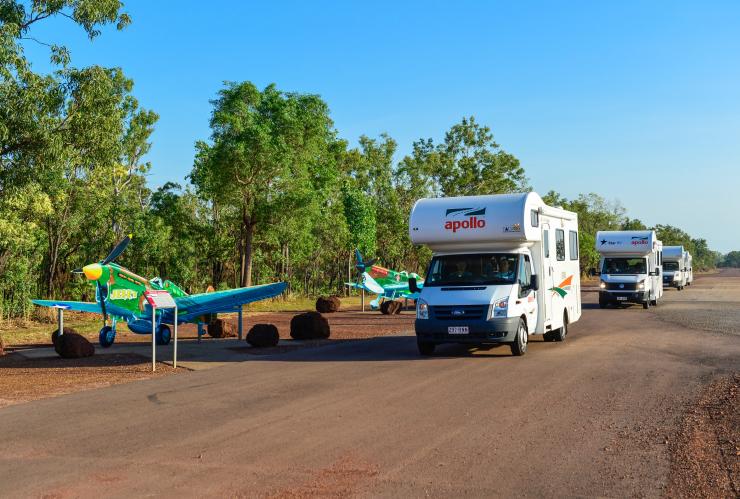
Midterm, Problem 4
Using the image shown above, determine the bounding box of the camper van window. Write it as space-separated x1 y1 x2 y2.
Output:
518 255 532 296
531 210 539 227
425 253 518 286
556 229 565 261
664 261 679 271
569 231 578 261
544 229 550 258
602 257 647 275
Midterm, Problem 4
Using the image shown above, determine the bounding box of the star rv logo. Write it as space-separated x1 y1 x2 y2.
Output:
444 207 486 233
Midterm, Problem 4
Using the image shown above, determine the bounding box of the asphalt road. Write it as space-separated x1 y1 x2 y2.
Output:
1 272 738 497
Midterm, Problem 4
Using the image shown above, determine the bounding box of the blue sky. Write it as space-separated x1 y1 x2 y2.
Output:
22 1 740 252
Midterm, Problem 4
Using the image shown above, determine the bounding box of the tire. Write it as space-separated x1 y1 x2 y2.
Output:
543 330 555 342
651 298 658 306
552 313 568 342
598 295 608 309
417 340 435 356
99 325 115 348
156 325 171 346
643 299 650 309
510 318 528 356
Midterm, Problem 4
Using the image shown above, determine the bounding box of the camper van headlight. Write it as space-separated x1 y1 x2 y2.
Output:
492 297 508 318
637 280 645 290
417 299 429 320
599 281 606 289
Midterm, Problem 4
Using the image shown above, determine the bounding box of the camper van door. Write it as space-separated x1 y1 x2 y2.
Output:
541 222 553 327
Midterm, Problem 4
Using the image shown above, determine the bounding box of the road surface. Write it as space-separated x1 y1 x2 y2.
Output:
1 271 738 497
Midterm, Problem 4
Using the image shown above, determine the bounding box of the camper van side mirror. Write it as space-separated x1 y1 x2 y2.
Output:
408 277 421 294
530 275 539 291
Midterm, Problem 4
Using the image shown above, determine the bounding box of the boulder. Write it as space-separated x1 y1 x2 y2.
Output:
290 312 330 340
380 300 403 315
51 329 94 358
315 295 341 313
208 318 237 338
247 324 280 347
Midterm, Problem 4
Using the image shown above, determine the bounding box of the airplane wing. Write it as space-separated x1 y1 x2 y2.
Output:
174 282 287 322
31 300 103 314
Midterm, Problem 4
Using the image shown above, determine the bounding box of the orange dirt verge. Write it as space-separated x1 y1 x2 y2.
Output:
667 372 740 498
0 353 181 408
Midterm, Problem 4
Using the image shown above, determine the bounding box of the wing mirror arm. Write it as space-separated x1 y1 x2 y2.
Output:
408 277 421 294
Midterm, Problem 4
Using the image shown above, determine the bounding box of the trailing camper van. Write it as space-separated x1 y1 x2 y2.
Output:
596 230 663 309
408 192 581 357
663 246 687 290
684 251 693 286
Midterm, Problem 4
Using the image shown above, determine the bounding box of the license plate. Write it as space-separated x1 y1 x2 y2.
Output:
616 296 627 301
448 326 469 335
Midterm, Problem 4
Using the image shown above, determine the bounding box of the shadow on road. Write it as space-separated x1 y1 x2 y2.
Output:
246 335 543 362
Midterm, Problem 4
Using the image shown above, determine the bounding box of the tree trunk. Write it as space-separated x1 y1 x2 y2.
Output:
239 206 254 288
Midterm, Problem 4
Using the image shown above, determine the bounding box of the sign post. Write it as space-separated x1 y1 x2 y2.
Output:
143 290 178 372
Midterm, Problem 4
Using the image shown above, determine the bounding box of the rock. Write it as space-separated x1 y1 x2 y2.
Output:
247 324 280 347
290 312 330 340
380 300 403 315
208 318 237 338
51 329 94 358
315 295 341 313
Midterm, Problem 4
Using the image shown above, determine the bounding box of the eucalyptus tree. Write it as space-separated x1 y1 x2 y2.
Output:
191 82 335 287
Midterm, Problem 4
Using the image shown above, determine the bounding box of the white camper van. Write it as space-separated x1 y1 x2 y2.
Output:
408 192 581 357
684 251 694 286
662 246 687 290
596 230 663 308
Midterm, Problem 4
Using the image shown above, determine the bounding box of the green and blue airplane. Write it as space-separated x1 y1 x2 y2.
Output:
32 236 287 347
346 249 424 310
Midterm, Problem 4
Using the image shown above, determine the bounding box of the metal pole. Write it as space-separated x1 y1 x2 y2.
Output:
173 307 178 369
238 308 243 340
197 322 203 343
361 289 365 312
152 306 156 372
58 308 64 335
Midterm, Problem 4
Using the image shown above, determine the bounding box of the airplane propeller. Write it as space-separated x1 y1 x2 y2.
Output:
101 235 131 265
71 235 132 324
354 249 377 274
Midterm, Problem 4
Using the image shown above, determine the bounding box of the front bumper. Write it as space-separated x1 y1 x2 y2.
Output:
415 317 519 344
600 290 650 304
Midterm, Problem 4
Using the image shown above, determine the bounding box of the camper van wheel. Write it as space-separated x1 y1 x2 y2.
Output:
643 299 650 310
651 297 658 306
417 340 435 356
552 313 568 342
598 296 608 309
510 319 528 356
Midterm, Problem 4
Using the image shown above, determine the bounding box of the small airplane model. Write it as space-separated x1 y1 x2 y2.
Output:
345 249 424 311
32 236 286 347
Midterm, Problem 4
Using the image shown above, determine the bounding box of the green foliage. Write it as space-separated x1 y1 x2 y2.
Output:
721 251 740 268
342 185 376 257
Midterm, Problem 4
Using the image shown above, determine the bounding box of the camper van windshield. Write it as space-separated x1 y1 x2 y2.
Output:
425 253 518 286
663 261 679 271
602 257 647 275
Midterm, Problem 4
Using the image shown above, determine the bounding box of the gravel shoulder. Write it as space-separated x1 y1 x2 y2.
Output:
654 268 740 336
